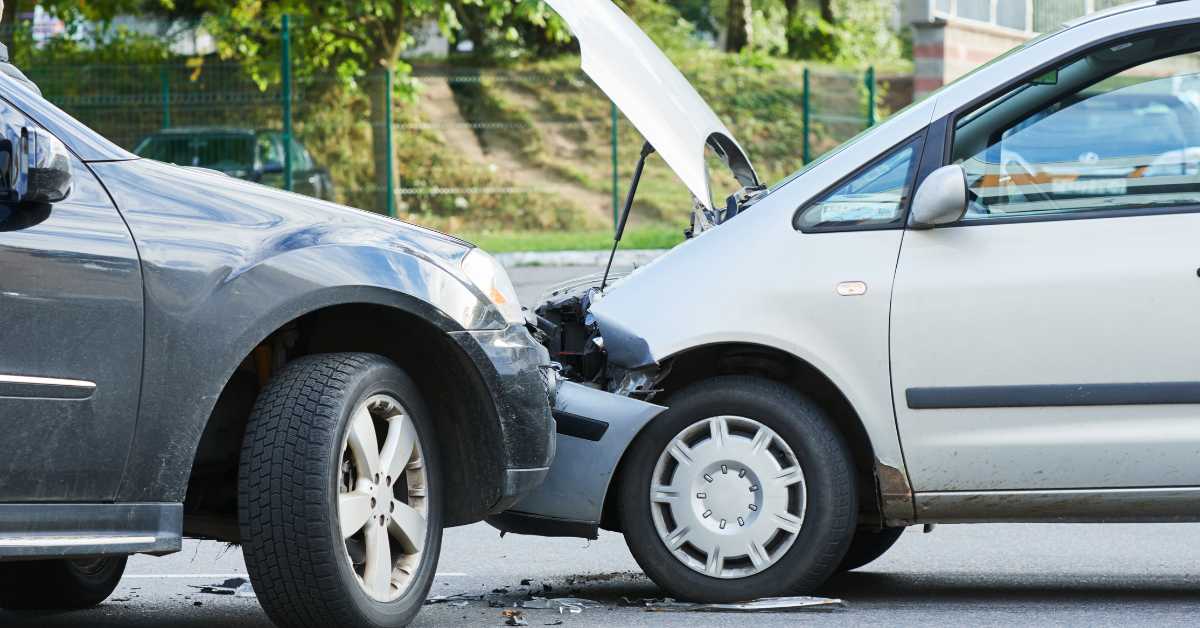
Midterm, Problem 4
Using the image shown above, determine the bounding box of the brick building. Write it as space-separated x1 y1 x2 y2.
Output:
906 0 1138 98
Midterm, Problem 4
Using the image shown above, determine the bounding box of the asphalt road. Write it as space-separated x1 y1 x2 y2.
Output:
6 264 1200 627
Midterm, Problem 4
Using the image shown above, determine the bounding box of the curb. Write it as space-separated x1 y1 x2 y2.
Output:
496 249 668 268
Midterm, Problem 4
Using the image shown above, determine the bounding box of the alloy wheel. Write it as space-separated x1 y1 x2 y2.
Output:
337 393 429 602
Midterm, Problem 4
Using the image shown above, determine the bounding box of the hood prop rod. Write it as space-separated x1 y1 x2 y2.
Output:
601 141 655 292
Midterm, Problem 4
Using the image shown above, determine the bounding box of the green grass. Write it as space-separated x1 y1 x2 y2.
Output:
454 225 686 253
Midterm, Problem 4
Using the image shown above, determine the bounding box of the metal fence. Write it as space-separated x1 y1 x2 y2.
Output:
21 16 896 231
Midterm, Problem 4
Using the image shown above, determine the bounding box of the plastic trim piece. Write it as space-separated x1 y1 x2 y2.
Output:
0 503 182 560
907 382 1200 409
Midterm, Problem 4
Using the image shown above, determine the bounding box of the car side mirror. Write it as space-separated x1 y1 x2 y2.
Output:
260 160 284 175
1 125 72 205
909 164 967 229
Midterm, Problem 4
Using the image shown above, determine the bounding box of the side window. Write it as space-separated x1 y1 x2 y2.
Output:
257 134 280 166
289 137 313 171
796 139 920 231
952 35 1200 220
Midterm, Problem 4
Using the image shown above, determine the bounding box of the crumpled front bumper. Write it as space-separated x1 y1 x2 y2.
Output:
450 324 558 512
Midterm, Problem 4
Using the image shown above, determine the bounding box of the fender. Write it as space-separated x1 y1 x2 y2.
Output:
88 159 501 502
489 381 666 538
588 184 912 509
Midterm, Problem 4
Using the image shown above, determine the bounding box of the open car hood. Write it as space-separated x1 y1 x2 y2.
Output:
546 0 759 210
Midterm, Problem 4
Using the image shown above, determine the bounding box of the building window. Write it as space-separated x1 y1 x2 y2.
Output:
1032 0 1087 34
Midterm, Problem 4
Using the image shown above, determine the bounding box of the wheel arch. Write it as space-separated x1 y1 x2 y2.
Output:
181 296 508 541
601 341 900 532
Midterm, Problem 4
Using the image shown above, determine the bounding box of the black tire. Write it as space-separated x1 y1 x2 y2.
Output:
837 527 905 572
617 376 856 602
0 556 127 609
239 353 443 628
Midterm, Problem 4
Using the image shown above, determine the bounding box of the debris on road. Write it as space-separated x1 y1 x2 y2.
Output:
191 577 256 598
621 595 846 613
502 608 529 626
426 592 487 605
521 596 603 614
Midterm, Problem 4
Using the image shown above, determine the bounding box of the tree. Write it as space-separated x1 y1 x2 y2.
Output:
725 0 751 52
204 0 563 212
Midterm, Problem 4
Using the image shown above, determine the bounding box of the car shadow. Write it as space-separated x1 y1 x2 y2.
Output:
822 570 1200 605
519 568 1200 608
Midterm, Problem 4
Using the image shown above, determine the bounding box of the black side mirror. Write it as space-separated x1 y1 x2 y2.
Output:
1 125 71 205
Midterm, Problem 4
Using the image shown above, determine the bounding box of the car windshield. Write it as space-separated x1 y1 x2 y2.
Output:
134 134 255 172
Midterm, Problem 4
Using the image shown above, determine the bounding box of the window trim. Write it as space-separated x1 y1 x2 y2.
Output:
792 130 928 234
927 21 1200 229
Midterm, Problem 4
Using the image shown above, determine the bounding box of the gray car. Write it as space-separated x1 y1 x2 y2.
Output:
0 62 555 627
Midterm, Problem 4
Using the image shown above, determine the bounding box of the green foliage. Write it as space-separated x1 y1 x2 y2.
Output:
9 22 172 67
784 0 902 64
614 0 703 52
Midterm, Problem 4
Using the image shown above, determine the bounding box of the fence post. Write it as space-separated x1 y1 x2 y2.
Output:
281 13 293 192
802 67 811 164
385 67 395 218
159 67 171 129
611 100 619 230
865 66 877 128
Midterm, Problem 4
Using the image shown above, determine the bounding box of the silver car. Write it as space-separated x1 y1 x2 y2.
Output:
491 0 1200 603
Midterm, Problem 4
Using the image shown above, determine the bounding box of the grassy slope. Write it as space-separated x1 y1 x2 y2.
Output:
438 50 906 250
396 46 907 250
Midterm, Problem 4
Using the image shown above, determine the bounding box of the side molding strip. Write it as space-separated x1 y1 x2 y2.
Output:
907 382 1200 409
0 374 96 400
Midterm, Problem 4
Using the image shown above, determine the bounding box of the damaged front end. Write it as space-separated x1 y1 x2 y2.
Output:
535 274 661 399
487 275 669 540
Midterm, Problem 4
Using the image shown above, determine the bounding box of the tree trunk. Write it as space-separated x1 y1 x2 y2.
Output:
1 1 17 49
368 69 394 215
783 0 799 21
725 0 752 52
819 0 835 23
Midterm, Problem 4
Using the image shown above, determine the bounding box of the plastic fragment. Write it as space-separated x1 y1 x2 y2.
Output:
621 595 845 613
191 577 256 598
521 596 602 614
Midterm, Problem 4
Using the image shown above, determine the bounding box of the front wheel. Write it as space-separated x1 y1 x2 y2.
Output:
617 376 856 602
0 556 127 609
239 353 442 628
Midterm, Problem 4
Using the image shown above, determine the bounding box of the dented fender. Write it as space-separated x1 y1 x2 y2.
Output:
487 381 666 538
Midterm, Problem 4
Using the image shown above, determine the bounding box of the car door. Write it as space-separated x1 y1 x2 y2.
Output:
891 32 1200 494
0 96 144 501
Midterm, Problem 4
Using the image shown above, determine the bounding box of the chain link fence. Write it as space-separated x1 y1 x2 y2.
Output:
20 17 901 232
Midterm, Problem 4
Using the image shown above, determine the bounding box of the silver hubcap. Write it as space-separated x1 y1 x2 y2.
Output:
337 394 428 602
650 416 805 579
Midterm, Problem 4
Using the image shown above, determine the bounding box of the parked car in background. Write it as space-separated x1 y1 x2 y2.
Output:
0 64 555 628
134 127 335 200
493 0 1200 605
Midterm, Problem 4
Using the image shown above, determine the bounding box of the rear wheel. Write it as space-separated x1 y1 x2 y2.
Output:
0 556 127 609
617 376 856 602
837 527 905 572
239 353 442 628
